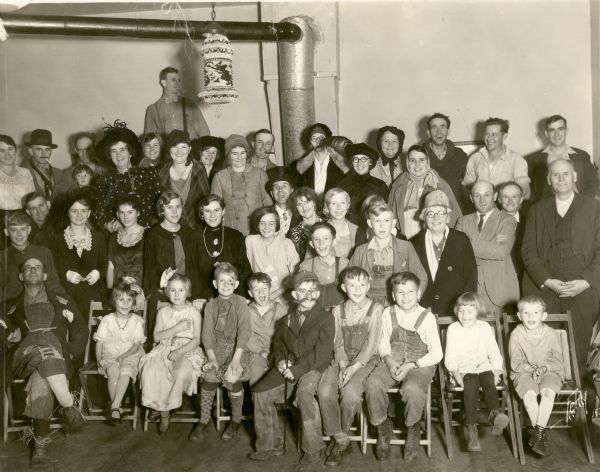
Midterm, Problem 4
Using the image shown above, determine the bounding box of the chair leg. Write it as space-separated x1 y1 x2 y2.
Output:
143 408 149 432
438 368 453 460
511 395 526 465
3 390 9 444
426 386 432 457
503 390 518 460
579 404 595 464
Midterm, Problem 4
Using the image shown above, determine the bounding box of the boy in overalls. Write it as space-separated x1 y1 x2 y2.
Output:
190 262 251 442
364 272 442 462
317 267 383 466
299 222 348 310
349 203 427 306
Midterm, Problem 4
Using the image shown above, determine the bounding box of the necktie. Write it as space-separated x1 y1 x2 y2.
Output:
478 213 485 232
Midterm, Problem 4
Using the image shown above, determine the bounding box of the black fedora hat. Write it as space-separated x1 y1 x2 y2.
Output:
266 166 298 193
26 129 58 149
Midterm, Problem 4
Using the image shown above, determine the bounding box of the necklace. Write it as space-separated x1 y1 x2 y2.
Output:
117 227 145 247
203 225 225 257
115 315 130 331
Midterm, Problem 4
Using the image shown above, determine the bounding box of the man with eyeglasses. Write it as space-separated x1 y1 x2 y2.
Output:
411 190 477 317
456 180 519 316
2 257 87 466
0 211 67 302
24 129 72 200
250 271 334 464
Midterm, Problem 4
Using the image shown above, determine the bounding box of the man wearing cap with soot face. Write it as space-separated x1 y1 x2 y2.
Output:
249 271 334 464
24 129 72 200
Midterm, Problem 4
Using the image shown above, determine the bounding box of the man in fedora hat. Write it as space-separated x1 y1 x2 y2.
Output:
24 129 71 200
267 166 297 235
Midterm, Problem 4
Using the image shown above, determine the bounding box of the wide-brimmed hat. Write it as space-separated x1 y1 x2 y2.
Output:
95 120 142 167
346 142 378 162
267 166 297 192
26 129 58 148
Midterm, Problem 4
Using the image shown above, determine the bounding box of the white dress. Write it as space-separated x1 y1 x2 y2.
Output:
139 304 205 411
94 313 146 379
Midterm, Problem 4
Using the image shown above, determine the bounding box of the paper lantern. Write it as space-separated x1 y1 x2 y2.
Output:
198 33 239 104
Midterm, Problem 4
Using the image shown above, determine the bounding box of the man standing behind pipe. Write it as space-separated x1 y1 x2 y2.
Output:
144 66 210 141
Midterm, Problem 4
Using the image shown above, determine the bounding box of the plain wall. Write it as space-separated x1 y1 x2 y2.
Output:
0 1 596 167
0 3 270 167
338 1 594 159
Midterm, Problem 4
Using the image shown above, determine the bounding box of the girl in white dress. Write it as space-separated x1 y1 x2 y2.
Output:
139 273 205 435
95 282 146 425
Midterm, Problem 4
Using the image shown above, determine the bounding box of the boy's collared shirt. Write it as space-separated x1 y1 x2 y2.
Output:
378 303 442 367
332 297 383 366
245 300 287 355
202 293 251 352
367 237 394 266
299 256 349 284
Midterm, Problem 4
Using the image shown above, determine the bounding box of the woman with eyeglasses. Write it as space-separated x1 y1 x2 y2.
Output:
410 189 477 317
245 207 299 302
338 143 388 226
158 130 210 229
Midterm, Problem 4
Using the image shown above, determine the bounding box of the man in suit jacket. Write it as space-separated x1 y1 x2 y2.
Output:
456 180 519 315
521 159 600 380
526 115 598 204
24 129 71 200
250 271 335 464
498 181 526 283
412 190 478 317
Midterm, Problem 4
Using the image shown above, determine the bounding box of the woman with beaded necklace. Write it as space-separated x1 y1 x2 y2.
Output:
49 189 108 314
185 194 251 306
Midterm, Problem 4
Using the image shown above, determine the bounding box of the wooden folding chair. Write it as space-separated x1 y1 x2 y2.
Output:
3 378 63 443
361 384 433 456
79 300 146 430
503 311 595 464
438 314 519 460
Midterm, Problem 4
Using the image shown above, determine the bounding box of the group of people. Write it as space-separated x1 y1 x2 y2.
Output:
1 65 600 468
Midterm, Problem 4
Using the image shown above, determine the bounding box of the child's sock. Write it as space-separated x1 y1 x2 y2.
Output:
229 386 244 423
199 384 218 424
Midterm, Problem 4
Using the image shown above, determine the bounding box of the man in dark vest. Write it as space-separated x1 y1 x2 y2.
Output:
521 159 600 382
3 257 88 466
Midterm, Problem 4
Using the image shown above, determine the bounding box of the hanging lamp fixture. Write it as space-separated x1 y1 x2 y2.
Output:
198 3 239 104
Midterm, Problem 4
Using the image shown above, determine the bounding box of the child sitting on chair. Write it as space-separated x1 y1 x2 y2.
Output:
299 222 349 310
444 292 508 452
190 262 251 442
95 281 146 425
139 273 205 436
317 267 383 467
349 202 427 307
509 295 565 457
245 272 287 386
364 272 442 463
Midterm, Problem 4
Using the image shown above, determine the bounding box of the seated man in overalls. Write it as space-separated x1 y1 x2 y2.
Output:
364 272 442 463
317 267 384 466
3 257 88 466
299 222 348 310
349 202 427 307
